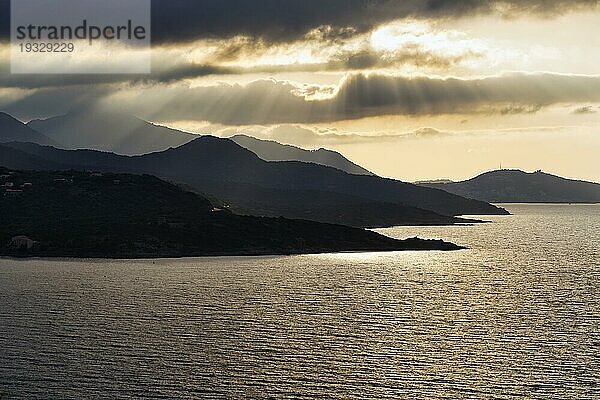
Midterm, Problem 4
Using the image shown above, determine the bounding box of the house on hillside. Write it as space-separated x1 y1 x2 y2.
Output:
4 189 23 198
9 236 38 250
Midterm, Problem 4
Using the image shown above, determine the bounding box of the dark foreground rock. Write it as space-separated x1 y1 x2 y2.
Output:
0 169 464 258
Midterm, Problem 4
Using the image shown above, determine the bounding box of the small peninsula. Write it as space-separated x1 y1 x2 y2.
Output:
0 169 464 258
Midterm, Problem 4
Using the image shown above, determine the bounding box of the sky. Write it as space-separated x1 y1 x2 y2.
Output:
0 0 599 181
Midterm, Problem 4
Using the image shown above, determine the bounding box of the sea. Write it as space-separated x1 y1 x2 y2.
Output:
1 204 598 399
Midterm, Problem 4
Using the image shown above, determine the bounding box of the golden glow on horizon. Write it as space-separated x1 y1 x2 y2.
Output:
160 101 600 182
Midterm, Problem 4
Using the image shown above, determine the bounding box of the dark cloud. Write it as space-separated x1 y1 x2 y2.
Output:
330 47 482 70
326 73 600 121
0 60 234 89
0 0 6 42
1 86 112 121
0 46 477 89
499 104 542 115
1 1 598 44
149 0 437 43
149 0 600 43
571 105 596 114
0 37 478 89
4 73 600 124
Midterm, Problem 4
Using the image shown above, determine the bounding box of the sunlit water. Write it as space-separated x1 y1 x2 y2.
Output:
0 204 598 399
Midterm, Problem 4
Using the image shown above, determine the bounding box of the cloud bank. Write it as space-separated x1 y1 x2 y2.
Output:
1 1 598 44
4 72 600 124
131 0 600 43
106 72 600 124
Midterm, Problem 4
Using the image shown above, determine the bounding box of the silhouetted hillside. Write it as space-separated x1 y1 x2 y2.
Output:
28 110 197 155
184 181 479 228
0 168 463 257
0 112 58 146
420 169 600 203
231 134 373 175
1 139 508 228
0 145 66 170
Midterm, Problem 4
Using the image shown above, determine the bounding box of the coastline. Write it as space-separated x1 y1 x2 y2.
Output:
0 237 466 260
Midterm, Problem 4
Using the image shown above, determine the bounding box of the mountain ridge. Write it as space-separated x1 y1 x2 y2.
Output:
0 112 59 147
230 134 374 175
27 110 197 155
419 169 600 203
1 138 509 229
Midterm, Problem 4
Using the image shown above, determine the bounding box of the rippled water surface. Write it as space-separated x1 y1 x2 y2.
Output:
1 204 599 399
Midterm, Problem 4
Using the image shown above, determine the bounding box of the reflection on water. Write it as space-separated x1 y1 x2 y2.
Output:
0 204 598 399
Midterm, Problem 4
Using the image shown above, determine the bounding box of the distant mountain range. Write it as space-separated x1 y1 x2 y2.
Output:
1 168 462 258
231 134 373 175
0 110 509 228
17 110 369 174
419 170 600 203
27 110 197 155
0 112 58 147
0 137 507 227
23 110 374 174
